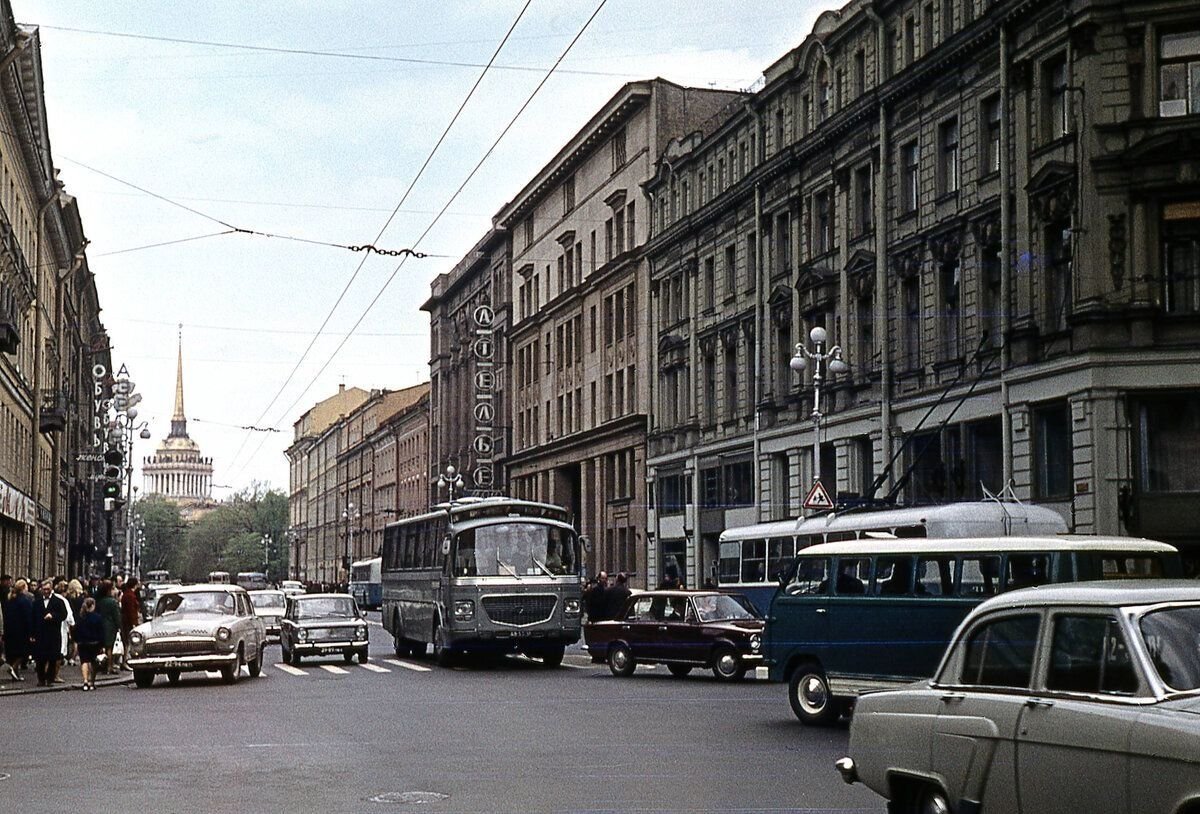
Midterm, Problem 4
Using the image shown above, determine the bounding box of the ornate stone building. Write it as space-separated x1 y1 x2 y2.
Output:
142 338 213 515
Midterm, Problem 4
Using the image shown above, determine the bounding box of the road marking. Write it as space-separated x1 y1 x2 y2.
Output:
384 659 432 673
358 662 390 673
275 663 305 676
319 665 350 675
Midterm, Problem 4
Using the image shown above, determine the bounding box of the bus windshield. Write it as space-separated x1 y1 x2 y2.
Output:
454 522 577 577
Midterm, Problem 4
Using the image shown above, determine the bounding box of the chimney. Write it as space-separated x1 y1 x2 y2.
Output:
338 383 345 393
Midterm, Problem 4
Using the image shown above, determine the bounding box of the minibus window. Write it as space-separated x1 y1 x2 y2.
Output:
787 558 831 595
916 556 954 596
1005 554 1049 590
828 558 869 594
874 556 914 596
958 556 1001 597
1101 555 1163 579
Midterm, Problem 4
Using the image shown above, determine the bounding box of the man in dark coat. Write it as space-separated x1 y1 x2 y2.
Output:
31 580 68 686
604 572 633 621
584 571 608 622
3 579 33 681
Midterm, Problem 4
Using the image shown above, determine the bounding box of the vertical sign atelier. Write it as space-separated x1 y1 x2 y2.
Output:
472 301 496 490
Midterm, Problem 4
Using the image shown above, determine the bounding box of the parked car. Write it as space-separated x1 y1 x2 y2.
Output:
584 590 764 680
126 584 267 688
279 593 370 665
280 580 305 597
249 589 286 639
837 581 1200 814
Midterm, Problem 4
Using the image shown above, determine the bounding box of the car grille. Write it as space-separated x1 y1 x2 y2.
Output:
307 627 352 642
144 640 213 656
481 594 557 627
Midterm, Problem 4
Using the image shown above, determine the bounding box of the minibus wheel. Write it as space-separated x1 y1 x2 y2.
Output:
789 661 839 725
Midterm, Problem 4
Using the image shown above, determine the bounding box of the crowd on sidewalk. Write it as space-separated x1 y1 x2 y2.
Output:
0 573 143 690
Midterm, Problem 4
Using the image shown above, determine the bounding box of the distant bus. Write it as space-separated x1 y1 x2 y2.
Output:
718 500 1068 612
381 497 584 667
207 570 231 584
144 569 171 585
349 557 382 609
236 571 269 591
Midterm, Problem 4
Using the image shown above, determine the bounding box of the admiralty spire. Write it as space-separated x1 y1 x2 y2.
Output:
143 328 214 513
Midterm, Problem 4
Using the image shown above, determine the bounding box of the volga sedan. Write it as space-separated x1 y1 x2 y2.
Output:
126 584 267 687
837 581 1200 814
279 593 370 665
584 590 764 680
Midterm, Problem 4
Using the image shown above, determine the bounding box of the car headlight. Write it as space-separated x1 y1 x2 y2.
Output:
298 628 308 641
564 599 581 615
454 600 474 621
356 626 367 640
130 630 144 645
749 633 762 652
216 627 232 642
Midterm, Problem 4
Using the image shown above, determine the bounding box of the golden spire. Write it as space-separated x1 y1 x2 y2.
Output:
169 324 188 438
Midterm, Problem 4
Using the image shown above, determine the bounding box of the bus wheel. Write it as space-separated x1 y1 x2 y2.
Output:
538 645 564 668
432 621 454 668
608 643 636 677
789 661 839 726
392 632 410 658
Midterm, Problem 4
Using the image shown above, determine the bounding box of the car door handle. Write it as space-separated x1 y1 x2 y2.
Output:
658 625 668 631
940 692 966 703
1025 698 1055 709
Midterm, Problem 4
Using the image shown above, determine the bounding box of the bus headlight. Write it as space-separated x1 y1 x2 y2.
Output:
216 627 232 643
355 626 368 640
454 600 474 621
749 633 762 652
564 599 581 616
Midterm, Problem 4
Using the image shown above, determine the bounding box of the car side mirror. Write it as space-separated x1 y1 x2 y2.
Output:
442 536 451 556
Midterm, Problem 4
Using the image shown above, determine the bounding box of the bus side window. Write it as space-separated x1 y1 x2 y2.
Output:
787 558 830 595
916 556 954 596
767 537 794 581
741 539 767 583
796 535 819 553
874 556 913 596
718 542 740 584
959 556 1000 597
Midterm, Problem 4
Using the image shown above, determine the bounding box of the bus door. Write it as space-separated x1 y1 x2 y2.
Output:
768 557 832 673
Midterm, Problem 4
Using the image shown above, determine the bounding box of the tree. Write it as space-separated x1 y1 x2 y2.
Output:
137 496 185 576
177 482 289 581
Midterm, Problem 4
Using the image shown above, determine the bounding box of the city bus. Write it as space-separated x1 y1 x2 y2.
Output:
381 497 584 667
765 535 1183 725
144 569 171 585
207 570 231 584
236 571 269 591
718 501 1068 612
349 557 382 610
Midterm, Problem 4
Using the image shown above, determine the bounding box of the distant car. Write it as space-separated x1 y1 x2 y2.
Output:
279 593 370 666
280 580 305 597
248 589 286 639
126 584 267 688
837 581 1200 814
584 590 764 680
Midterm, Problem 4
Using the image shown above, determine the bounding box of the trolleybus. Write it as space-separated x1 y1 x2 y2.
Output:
349 557 382 609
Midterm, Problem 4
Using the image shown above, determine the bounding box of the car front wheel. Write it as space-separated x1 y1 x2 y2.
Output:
133 669 155 688
248 645 263 677
222 648 244 684
788 662 839 725
711 647 747 682
166 670 181 685
357 649 369 664
607 643 636 677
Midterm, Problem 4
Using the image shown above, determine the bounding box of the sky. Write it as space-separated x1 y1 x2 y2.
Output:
18 0 830 497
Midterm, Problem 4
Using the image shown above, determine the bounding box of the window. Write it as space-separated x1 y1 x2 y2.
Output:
703 350 717 426
605 218 614 261
774 108 785 151
814 190 831 254
1159 32 1200 116
614 208 625 255
938 118 959 195
916 556 954 595
873 556 913 595
967 418 1004 496
626 202 635 248
958 556 1001 597
523 219 534 249
923 4 934 55
904 17 916 65
941 258 961 358
1046 616 1138 694
1034 402 1072 499
767 536 794 579
818 65 830 122
1162 204 1200 313
1136 394 1200 493
741 539 766 582
854 49 866 96
745 232 756 292
857 293 874 373
855 165 872 235
562 174 575 214
961 614 1040 688
724 342 738 421
941 0 953 37
1045 219 1072 331
786 558 830 595
612 127 626 170
982 95 1001 175
725 245 737 295
902 274 921 369
1044 56 1069 140
700 256 714 311
901 141 919 213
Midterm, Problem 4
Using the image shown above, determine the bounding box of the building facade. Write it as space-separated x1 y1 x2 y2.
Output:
640 0 1200 575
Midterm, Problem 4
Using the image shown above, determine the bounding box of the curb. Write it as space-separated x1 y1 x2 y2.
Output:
0 673 135 696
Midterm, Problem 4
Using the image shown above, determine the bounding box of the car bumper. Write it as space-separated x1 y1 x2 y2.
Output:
127 653 238 672
292 640 366 655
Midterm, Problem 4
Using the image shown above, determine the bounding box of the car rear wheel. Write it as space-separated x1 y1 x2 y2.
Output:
221 648 244 684
248 645 263 677
166 670 181 685
667 664 692 678
607 643 636 677
711 647 747 682
788 661 839 726
133 669 154 689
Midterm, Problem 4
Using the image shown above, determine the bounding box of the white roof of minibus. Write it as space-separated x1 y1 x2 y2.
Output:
794 535 1177 556
351 557 381 567
719 502 1066 541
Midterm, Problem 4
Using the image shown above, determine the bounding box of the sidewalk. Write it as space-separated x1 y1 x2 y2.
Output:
0 658 133 696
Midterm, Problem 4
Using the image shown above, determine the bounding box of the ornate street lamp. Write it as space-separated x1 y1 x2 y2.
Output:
436 464 464 503
790 326 850 495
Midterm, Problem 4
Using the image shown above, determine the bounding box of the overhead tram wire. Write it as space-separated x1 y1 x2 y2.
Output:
231 0 611 479
223 0 534 475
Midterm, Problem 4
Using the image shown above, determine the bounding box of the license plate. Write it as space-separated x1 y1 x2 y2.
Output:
318 647 341 654
509 631 530 638
163 660 186 669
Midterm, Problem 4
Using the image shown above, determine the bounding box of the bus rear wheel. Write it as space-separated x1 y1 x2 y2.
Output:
788 661 839 726
392 632 411 658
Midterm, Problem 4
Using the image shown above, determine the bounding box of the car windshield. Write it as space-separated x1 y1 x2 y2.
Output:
155 591 236 616
294 597 357 619
454 522 578 577
251 593 285 610
1140 605 1200 691
692 594 760 622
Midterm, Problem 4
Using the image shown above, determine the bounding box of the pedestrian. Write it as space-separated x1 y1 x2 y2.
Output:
55 581 76 677
119 578 140 670
31 580 68 687
74 597 104 691
65 579 85 665
604 572 632 620
96 581 120 674
584 571 608 622
3 579 33 681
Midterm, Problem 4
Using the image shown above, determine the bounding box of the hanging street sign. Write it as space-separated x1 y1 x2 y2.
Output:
803 480 834 511
76 452 105 463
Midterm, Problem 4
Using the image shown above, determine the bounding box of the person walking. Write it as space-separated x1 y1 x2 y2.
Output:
31 580 68 687
96 581 120 675
74 597 104 691
3 579 33 681
54 581 75 680
584 571 609 622
65 580 85 665
118 578 140 671
603 572 633 621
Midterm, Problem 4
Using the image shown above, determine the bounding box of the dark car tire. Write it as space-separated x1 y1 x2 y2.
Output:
166 670 181 685
280 642 291 663
221 648 244 684
711 646 747 682
667 664 692 678
343 651 354 664
432 621 454 668
788 661 840 726
607 643 636 677
133 669 155 689
290 649 302 666
357 649 369 664
248 645 263 677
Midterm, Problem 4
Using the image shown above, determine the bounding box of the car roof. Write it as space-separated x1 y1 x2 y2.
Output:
289 593 352 600
249 589 284 595
163 584 247 594
795 535 1177 556
631 590 737 599
976 580 1200 611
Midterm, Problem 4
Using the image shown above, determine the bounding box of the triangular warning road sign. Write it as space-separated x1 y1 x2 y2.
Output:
803 480 834 510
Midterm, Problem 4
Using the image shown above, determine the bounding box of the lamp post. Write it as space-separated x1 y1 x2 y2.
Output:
286 527 301 581
790 326 850 494
341 502 359 591
436 464 464 504
261 533 272 582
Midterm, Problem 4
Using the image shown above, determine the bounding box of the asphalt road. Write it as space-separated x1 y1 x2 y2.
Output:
0 616 883 813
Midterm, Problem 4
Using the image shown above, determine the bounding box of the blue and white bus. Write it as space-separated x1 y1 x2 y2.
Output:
349 557 382 610
718 501 1068 613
